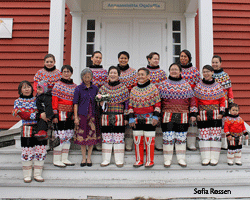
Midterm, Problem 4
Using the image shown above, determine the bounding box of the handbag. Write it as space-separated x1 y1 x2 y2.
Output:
48 123 60 151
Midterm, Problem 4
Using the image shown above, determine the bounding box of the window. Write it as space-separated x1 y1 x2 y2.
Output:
86 20 96 66
172 20 181 63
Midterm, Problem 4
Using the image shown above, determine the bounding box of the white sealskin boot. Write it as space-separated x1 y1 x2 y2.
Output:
163 144 174 168
114 143 125 167
22 161 33 183
210 141 222 166
227 150 234 166
176 143 187 167
199 140 210 166
62 143 75 166
234 150 242 166
34 160 44 182
187 126 198 151
100 143 113 167
221 129 228 150
53 145 66 168
125 138 133 151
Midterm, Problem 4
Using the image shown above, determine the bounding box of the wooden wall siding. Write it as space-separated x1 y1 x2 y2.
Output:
213 0 250 123
0 0 72 129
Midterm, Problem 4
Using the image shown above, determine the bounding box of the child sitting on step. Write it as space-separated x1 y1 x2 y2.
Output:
35 80 54 140
224 103 249 166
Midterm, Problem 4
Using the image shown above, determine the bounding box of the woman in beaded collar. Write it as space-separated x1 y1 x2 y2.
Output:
194 65 225 166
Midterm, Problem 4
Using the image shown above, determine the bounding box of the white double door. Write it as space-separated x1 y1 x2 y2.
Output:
101 18 167 71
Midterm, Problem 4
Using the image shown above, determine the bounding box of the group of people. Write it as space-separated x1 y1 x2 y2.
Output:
12 50 248 183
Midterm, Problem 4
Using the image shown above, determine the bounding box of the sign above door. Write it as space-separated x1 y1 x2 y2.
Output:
103 2 165 10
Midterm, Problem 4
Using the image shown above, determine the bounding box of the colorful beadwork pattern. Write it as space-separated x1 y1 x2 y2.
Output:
194 81 224 101
129 83 161 108
34 68 61 89
12 97 38 125
159 79 194 99
119 67 137 90
181 66 201 88
147 68 167 87
90 68 108 88
99 83 129 113
52 80 77 102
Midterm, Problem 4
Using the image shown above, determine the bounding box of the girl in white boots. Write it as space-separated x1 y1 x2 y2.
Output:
12 81 47 182
224 103 249 166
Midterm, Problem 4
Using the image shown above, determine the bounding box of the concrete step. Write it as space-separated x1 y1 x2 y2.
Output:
1 145 250 165
1 145 250 199
1 163 250 199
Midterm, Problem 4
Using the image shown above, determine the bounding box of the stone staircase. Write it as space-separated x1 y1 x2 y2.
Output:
1 139 250 199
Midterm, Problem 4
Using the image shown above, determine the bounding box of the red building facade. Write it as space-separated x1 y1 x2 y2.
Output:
0 0 250 129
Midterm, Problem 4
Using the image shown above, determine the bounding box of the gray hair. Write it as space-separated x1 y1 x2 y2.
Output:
81 68 93 81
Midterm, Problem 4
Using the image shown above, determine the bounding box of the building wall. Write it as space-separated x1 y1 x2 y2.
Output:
213 0 250 123
0 0 72 129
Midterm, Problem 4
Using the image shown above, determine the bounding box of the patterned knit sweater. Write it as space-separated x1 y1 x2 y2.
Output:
34 66 62 92
52 78 77 115
12 96 38 125
98 81 129 115
118 64 137 91
194 78 225 114
224 114 248 137
147 65 167 88
213 68 234 106
181 63 201 89
89 65 108 88
158 76 197 115
129 80 161 117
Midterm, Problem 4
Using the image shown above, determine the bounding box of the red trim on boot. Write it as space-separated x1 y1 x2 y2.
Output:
133 135 144 167
145 136 155 168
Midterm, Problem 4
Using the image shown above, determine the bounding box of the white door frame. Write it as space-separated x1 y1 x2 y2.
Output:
81 13 185 74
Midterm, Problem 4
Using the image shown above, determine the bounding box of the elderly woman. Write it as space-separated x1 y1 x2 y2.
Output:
158 63 197 167
52 65 77 167
129 67 161 168
178 49 202 151
73 68 101 167
99 66 129 167
194 65 225 166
